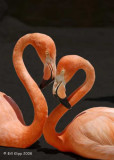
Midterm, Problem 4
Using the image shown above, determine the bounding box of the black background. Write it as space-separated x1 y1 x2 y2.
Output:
0 0 114 160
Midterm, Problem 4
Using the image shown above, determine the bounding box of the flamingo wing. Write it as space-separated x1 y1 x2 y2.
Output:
62 107 114 159
0 92 25 125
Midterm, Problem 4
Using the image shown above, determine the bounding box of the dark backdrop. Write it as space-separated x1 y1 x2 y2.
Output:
0 0 114 160
1 0 114 27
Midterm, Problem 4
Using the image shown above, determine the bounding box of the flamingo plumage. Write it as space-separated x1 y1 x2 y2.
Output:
0 33 56 148
43 55 114 160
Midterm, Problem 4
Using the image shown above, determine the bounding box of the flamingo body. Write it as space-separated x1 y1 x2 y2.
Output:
0 92 26 147
60 107 114 159
0 33 56 148
43 55 114 160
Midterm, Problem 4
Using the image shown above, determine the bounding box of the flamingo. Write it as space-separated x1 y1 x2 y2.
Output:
43 55 114 160
0 33 56 148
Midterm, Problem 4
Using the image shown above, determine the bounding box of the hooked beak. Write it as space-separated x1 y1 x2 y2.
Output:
53 82 71 109
40 76 54 89
40 63 56 89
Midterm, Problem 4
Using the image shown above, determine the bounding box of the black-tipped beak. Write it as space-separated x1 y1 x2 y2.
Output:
40 77 54 89
58 97 71 109
54 94 71 109
53 82 71 109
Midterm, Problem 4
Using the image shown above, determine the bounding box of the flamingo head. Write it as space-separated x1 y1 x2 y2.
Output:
52 56 76 109
38 35 56 89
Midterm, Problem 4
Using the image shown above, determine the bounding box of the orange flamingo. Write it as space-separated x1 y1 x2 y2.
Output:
0 33 56 148
43 55 114 160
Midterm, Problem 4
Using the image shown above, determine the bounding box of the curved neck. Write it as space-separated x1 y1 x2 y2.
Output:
13 34 48 147
43 60 95 150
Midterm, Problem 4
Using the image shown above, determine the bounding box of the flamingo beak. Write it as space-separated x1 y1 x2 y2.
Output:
40 63 56 89
57 96 71 109
40 76 54 89
53 82 71 109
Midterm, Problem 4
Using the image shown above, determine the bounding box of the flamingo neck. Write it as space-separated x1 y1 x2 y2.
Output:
13 34 48 147
43 59 95 151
